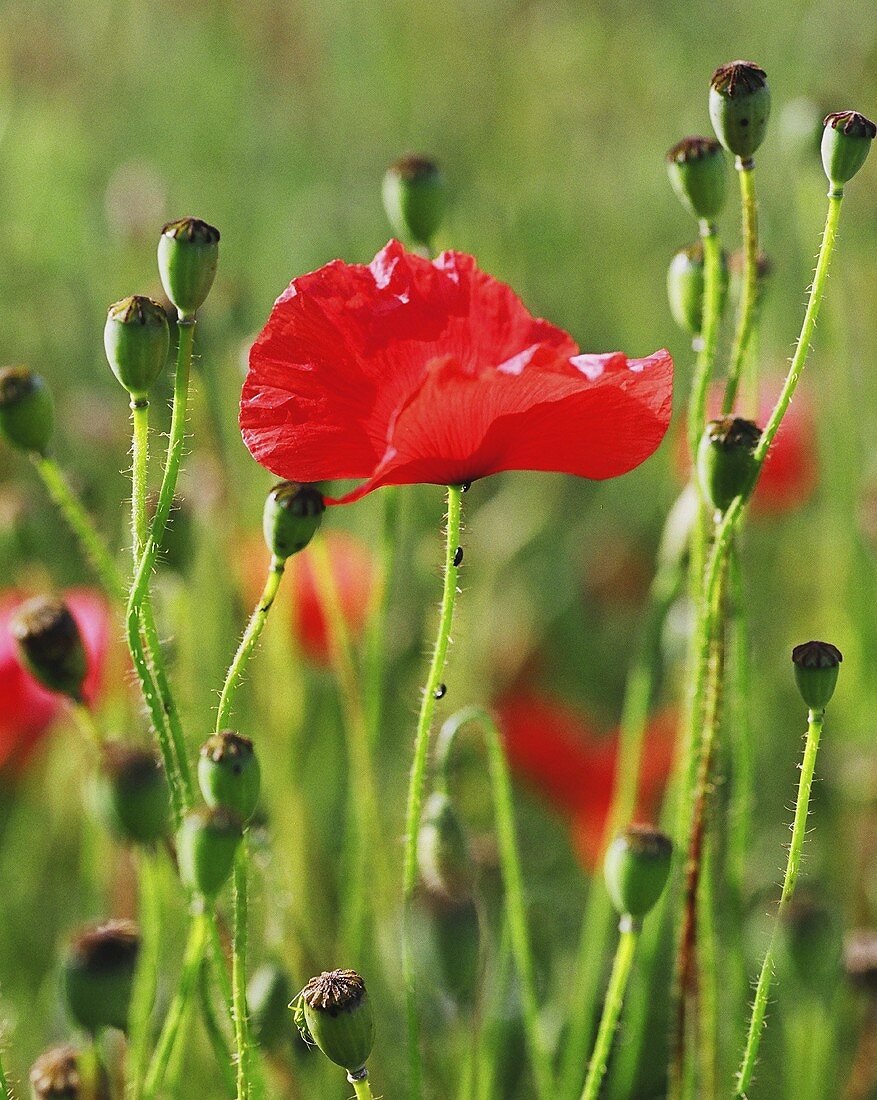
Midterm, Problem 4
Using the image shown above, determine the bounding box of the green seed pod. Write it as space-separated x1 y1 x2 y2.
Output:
417 791 474 901
94 743 169 846
0 366 54 455
198 731 261 824
666 137 727 222
604 826 673 921
248 961 294 1054
709 61 770 161
791 640 842 711
297 969 375 1074
177 806 243 898
157 217 220 318
821 111 876 193
382 155 446 248
29 1044 110 1100
666 243 729 336
103 296 169 401
263 481 325 560
62 920 140 1034
697 417 761 515
11 596 88 701
426 893 482 1010
845 929 877 995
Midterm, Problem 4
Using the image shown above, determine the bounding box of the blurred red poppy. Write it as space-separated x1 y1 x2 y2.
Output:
0 589 111 772
241 240 674 503
496 689 675 871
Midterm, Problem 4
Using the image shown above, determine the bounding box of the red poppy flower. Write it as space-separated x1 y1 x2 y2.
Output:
0 589 111 772
240 241 673 503
496 689 675 871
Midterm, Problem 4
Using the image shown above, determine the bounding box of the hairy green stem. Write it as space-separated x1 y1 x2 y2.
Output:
402 484 464 1100
687 222 724 458
128 851 162 1100
233 842 256 1100
349 1072 375 1099
723 161 759 413
580 923 639 1100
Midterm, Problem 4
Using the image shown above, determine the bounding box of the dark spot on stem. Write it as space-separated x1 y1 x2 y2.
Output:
434 683 447 700
453 546 464 567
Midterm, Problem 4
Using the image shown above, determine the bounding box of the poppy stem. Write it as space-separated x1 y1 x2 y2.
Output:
128 849 163 1100
216 555 286 733
348 1071 376 1099
723 162 760 414
72 702 104 749
734 707 826 1095
436 706 554 1100
687 222 725 459
580 920 640 1100
402 483 464 1100
232 840 259 1100
199 958 237 1097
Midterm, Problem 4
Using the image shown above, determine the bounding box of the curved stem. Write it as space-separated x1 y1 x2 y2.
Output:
128 850 162 1100
131 401 150 559
580 924 639 1100
735 708 825 1095
402 484 464 1100
217 556 285 732
723 161 759 413
437 706 553 1100
233 841 256 1100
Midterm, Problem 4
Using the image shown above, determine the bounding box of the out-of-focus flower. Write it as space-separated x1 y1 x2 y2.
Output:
0 589 110 771
241 240 673 503
496 689 675 871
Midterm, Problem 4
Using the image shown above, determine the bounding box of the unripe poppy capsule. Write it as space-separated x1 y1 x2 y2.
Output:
94 743 169 846
157 217 220 318
417 790 473 902
791 640 842 711
821 111 876 193
103 296 169 401
666 243 729 336
604 826 673 921
29 1044 110 1100
382 154 446 248
177 805 243 898
263 481 325 560
426 892 481 1010
709 61 770 161
11 596 88 702
297 969 375 1074
198 730 261 824
0 366 54 455
697 417 761 514
62 920 140 1034
666 136 728 222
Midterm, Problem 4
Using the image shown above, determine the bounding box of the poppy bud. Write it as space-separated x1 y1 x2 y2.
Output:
157 217 220 318
417 791 473 902
249 961 294 1054
382 155 446 248
103 296 169 401
30 1044 110 1100
844 929 877 995
666 243 729 336
791 640 842 712
425 892 481 1010
604 826 673 922
666 137 728 222
94 743 169 846
0 366 54 455
263 481 325 560
177 806 243 898
296 969 375 1074
709 61 771 161
697 417 761 515
198 731 261 824
11 596 88 702
821 111 876 193
62 919 140 1034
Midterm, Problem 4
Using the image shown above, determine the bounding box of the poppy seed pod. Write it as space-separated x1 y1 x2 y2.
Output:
709 61 770 161
604 826 673 921
297 969 375 1074
62 919 140 1034
29 1044 110 1100
11 596 88 702
248 961 294 1054
791 640 842 711
157 217 220 318
382 154 446 248
821 111 876 192
263 481 325 560
103 296 169 401
177 805 243 898
198 731 261 824
94 743 169 846
697 417 762 514
666 243 729 336
0 366 54 455
666 137 728 222
417 790 474 902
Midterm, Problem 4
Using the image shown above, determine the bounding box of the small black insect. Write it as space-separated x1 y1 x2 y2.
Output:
434 683 447 700
461 481 472 493
453 546 464 567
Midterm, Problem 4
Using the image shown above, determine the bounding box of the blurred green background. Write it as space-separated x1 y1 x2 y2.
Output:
3 0 877 1096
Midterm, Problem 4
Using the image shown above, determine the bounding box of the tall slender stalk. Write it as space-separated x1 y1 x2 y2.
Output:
723 161 760 413
232 843 256 1100
580 922 639 1100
